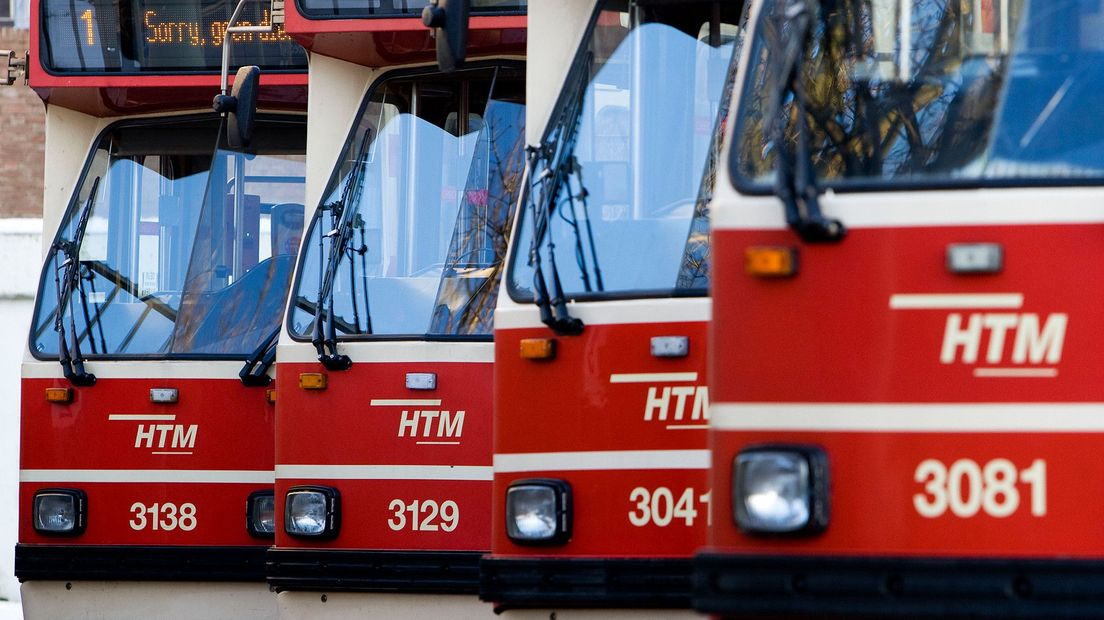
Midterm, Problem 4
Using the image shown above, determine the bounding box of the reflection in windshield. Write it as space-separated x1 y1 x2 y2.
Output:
735 0 1104 187
289 66 526 339
31 116 307 358
508 2 740 300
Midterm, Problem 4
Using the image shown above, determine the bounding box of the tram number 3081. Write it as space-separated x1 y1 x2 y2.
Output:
913 458 1046 518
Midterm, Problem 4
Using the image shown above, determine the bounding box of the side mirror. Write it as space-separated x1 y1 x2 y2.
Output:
422 0 469 72
212 65 261 148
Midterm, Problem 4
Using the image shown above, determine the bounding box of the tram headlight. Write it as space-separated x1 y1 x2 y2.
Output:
247 490 276 538
284 486 340 539
733 447 829 535
505 479 572 545
32 489 87 536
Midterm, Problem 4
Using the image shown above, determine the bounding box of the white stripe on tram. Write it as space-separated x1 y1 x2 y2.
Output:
20 469 275 483
493 449 711 473
888 293 1024 310
711 403 1104 433
609 372 699 384
275 465 493 481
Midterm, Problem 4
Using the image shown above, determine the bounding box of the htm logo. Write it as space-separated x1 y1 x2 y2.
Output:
941 313 1067 365
108 414 197 454
890 293 1066 378
610 372 709 430
371 399 465 445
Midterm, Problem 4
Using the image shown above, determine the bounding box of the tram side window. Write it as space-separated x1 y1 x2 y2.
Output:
31 117 307 358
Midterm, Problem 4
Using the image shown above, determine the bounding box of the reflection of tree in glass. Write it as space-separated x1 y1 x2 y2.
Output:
739 0 1013 183
431 101 527 336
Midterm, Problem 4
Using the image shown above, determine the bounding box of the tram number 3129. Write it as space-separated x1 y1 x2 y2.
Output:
913 458 1046 518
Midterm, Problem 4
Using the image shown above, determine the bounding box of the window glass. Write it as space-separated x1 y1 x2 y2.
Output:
508 0 740 300
288 66 526 339
734 0 1104 188
32 116 307 358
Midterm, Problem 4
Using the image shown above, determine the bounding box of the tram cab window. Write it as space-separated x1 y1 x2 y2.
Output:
31 115 308 358
733 0 1104 189
507 0 742 301
289 66 527 339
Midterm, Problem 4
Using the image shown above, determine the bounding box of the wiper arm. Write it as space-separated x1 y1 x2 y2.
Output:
312 128 372 370
239 325 279 386
52 176 100 386
526 147 584 336
524 52 596 336
771 0 845 243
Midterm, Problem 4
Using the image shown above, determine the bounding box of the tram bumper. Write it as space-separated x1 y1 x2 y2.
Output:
694 553 1104 619
480 556 694 611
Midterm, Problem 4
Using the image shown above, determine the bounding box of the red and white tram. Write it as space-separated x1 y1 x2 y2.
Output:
15 0 307 616
268 1 526 616
482 0 742 616
697 0 1104 617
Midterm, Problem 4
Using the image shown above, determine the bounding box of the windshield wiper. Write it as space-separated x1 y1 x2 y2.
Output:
524 52 600 336
240 325 279 386
312 128 372 370
52 176 100 386
771 0 845 243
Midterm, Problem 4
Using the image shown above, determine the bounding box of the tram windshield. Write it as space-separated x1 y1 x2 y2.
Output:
507 0 741 302
734 0 1104 189
31 115 307 359
288 66 525 339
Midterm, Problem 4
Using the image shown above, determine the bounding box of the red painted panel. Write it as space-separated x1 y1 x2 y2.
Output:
275 359 492 551
710 429 1104 559
20 376 273 546
493 469 710 558
492 319 710 558
711 225 1104 405
19 482 266 545
708 222 1104 559
275 478 491 550
22 377 273 470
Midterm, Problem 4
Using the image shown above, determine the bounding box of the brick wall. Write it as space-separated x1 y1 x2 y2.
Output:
0 26 44 218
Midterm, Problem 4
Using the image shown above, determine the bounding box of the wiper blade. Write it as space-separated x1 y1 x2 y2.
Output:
524 52 598 336
239 325 279 386
52 176 100 387
312 128 373 370
772 0 845 243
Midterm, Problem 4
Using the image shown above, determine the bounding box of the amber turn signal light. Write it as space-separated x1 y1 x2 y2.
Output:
299 373 327 390
266 389 277 404
520 338 556 360
45 387 73 404
745 246 798 278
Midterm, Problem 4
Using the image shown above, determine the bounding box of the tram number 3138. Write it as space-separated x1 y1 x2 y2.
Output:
129 502 197 531
913 458 1046 518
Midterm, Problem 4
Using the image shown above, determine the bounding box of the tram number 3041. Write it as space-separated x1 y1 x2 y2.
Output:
628 487 712 527
913 458 1046 518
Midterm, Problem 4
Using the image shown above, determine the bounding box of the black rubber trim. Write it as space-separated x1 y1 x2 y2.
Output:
15 544 266 582
479 557 693 610
694 553 1104 619
267 549 481 594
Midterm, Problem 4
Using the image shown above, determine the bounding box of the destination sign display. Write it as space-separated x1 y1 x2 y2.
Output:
41 0 307 73
296 0 524 21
